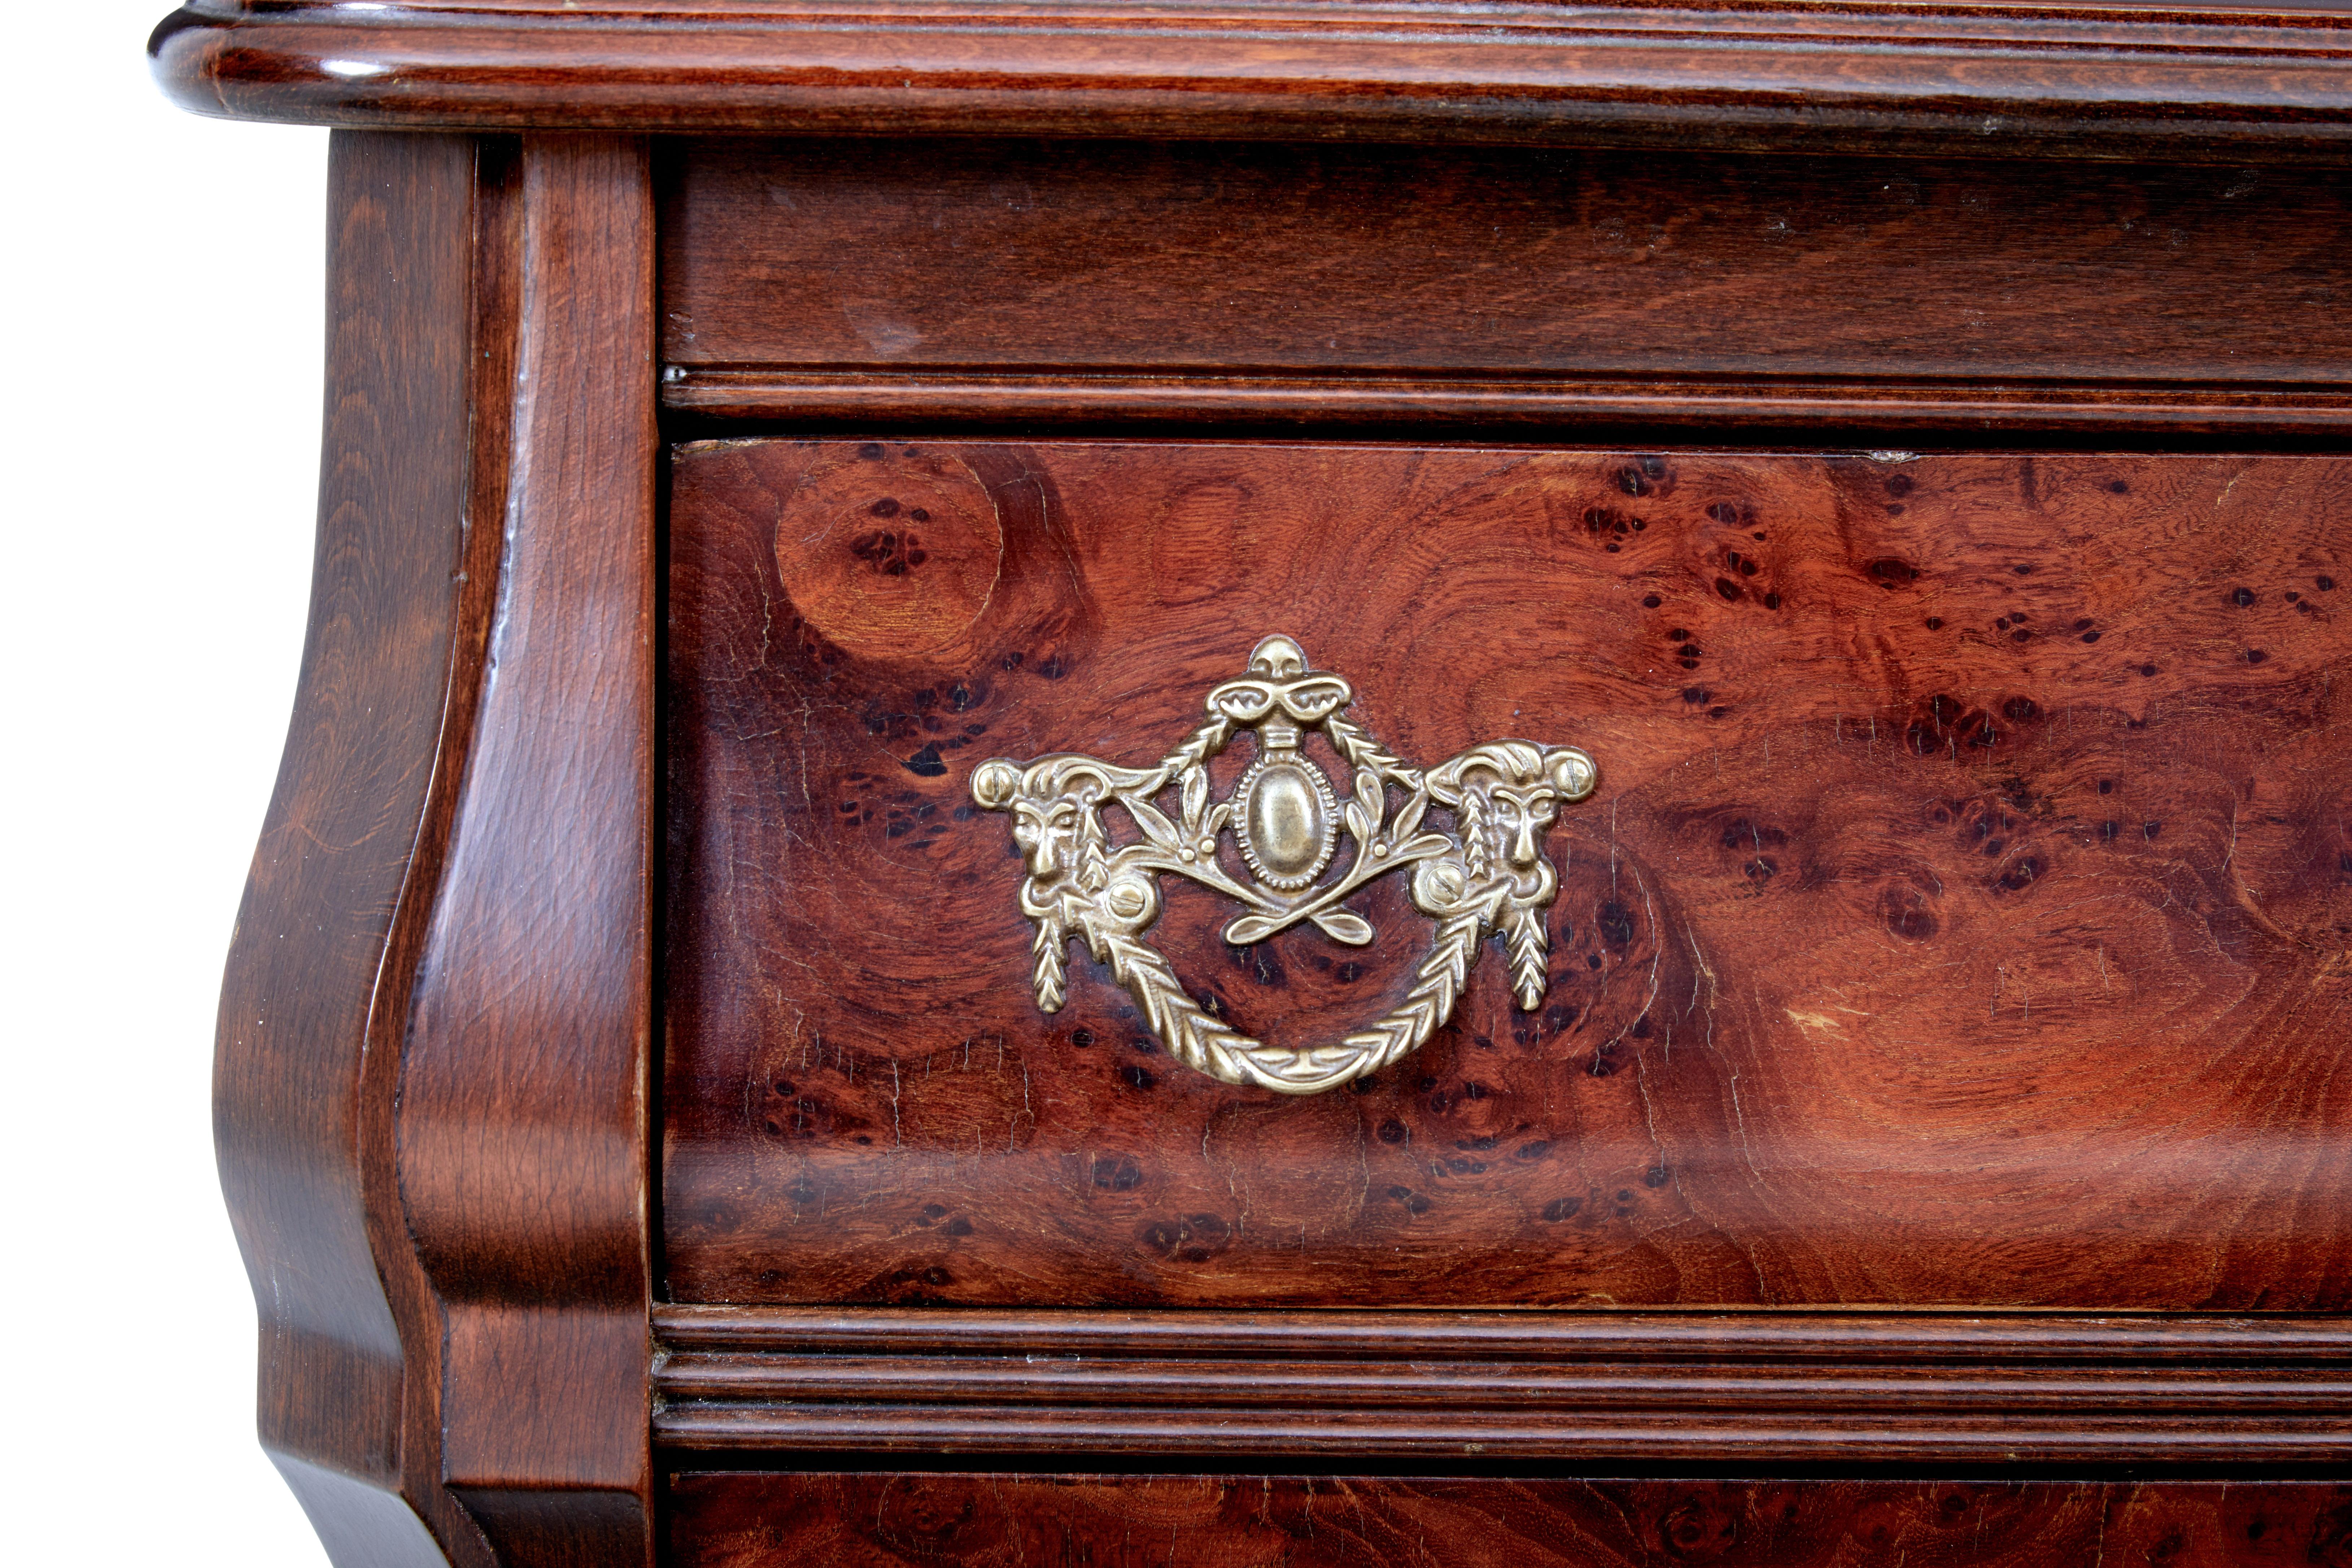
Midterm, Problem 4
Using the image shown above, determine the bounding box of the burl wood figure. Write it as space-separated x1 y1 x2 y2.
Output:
668 1475 2352 1568
666 441 2352 1311
164 1 2352 1558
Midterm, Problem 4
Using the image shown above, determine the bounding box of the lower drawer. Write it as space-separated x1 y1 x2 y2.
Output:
666 1474 2352 1567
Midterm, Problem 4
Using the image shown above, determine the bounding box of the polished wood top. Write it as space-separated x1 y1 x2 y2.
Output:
153 1 2352 159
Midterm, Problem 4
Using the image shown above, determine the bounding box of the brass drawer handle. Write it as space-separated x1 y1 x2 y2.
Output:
971 636 1597 1095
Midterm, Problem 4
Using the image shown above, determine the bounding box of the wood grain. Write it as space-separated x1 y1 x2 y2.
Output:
658 140 2352 422
150 1 2352 165
217 130 664 1568
650 1305 2352 1465
664 440 2352 1311
665 1474 2352 1568
661 369 2352 440
178 6 2352 1559
399 133 659 1568
655 1303 2352 1363
214 130 498 1568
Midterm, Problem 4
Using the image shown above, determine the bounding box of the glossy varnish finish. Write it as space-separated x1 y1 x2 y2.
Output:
659 139 2352 436
400 132 659 1568
170 3 2352 1559
215 129 490 1568
665 440 2352 1311
150 1 2352 164
651 1305 2352 1464
214 130 660 1568
665 1474 2352 1568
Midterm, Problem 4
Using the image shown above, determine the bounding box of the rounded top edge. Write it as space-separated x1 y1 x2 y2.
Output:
147 0 2352 158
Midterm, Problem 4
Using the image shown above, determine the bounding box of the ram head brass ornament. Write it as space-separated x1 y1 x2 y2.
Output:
969 636 1598 1095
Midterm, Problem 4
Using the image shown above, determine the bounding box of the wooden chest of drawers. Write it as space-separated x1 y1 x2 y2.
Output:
158 3 2352 1563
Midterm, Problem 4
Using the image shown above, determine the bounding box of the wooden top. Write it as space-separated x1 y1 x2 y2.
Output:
154 0 2352 160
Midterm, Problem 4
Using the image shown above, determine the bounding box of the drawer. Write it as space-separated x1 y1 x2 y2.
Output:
663 438 2352 1313
664 1473 2352 1568
657 139 2352 435
177 7 2352 1558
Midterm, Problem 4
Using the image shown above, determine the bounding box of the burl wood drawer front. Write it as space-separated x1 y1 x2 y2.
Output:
664 441 2352 1310
666 1474 2352 1568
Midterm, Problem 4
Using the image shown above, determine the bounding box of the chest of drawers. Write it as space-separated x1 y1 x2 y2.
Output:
157 3 2352 1563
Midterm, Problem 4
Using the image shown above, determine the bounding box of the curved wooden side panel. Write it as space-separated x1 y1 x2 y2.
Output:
216 129 656 1568
216 129 500 1568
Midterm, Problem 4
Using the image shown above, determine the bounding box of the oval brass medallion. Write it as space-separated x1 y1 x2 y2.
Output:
1235 755 1336 890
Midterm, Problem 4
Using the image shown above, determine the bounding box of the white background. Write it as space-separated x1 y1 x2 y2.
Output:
8 4 335 1562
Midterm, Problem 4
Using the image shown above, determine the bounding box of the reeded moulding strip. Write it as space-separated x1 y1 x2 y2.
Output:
650 1305 2352 1465
655 1303 2352 1360
658 367 2352 434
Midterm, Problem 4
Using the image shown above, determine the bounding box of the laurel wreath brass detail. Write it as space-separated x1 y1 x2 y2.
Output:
969 636 1599 1095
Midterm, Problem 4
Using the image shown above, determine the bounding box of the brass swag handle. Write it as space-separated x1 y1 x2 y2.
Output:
971 636 1598 1095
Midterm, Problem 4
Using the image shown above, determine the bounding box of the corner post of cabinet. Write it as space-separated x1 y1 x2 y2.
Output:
398 132 660 1568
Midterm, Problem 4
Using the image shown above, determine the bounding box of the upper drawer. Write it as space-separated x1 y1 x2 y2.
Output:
659 140 2352 433
662 439 2352 1311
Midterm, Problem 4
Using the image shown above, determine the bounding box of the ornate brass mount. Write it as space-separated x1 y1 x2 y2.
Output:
970 636 1598 1095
